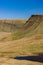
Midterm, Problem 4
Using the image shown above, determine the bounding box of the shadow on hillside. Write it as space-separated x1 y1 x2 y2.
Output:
11 53 43 63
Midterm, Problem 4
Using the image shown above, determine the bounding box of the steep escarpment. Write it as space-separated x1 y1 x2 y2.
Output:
24 15 43 30
23 15 43 36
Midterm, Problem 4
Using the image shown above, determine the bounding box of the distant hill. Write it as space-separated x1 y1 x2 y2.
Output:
0 20 26 32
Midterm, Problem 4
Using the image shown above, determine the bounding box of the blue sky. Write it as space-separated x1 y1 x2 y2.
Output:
0 0 43 19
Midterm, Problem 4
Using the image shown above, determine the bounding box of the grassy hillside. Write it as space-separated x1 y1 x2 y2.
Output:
0 15 43 65
0 15 43 54
1 15 43 41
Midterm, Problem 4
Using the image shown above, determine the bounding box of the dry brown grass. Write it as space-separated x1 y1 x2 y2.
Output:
0 15 43 65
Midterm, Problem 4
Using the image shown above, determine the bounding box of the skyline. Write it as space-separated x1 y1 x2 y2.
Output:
0 0 43 19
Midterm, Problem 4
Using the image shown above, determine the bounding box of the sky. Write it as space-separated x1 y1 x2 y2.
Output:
0 0 43 19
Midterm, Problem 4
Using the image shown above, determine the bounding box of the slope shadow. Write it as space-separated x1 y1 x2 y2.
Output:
14 53 43 63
